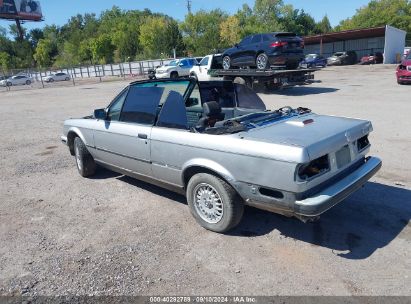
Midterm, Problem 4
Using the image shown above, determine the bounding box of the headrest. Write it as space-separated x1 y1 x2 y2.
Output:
203 101 221 116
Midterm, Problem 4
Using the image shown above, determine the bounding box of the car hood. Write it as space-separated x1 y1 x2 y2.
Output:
241 113 372 161
401 59 411 66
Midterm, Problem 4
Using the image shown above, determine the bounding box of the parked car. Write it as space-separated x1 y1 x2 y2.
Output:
155 58 198 79
396 52 411 85
300 54 327 68
44 72 71 82
327 51 358 66
0 75 33 86
359 52 383 65
222 32 305 70
61 78 381 233
148 65 161 80
190 54 223 81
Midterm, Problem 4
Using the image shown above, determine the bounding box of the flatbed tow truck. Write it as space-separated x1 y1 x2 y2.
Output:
190 54 317 90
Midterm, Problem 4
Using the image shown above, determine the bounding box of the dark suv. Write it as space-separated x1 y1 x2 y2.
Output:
222 32 305 70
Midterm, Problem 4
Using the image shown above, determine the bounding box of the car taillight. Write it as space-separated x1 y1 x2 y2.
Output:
297 155 330 181
270 41 288 48
300 41 305 49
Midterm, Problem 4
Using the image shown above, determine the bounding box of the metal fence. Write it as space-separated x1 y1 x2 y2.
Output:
0 58 174 92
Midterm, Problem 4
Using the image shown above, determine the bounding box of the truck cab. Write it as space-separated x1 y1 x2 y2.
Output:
190 54 223 81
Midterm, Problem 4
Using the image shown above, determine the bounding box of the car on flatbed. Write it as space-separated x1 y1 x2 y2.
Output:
222 32 305 70
61 78 381 233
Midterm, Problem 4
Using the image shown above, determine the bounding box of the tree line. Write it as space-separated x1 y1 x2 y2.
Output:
0 0 410 71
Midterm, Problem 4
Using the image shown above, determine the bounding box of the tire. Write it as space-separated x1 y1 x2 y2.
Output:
187 173 244 233
49 78 54 83
6 82 12 87
170 71 178 79
256 53 269 70
26 80 31 85
65 77 70 81
222 56 231 70
74 137 96 177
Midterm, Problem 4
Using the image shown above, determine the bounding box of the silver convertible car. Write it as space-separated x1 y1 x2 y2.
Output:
62 78 382 233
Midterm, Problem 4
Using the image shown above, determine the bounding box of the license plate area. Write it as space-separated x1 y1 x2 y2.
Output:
336 145 351 169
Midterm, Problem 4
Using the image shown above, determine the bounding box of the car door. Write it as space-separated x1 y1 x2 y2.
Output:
93 85 161 177
247 34 262 66
197 56 210 81
178 59 191 76
231 36 253 66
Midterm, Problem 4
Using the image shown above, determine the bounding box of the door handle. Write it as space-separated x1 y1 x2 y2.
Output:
138 133 148 139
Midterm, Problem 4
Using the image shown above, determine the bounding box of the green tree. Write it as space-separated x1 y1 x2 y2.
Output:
0 52 11 72
90 34 115 64
315 15 332 34
338 0 411 34
180 9 228 55
220 16 241 46
139 17 169 58
33 39 53 67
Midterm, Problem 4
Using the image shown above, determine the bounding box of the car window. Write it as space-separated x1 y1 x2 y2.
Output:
186 83 202 110
235 84 266 110
251 34 261 44
107 89 128 121
137 80 191 105
198 81 236 108
262 34 272 42
120 86 164 125
157 91 188 130
180 59 189 67
200 57 209 66
188 59 197 66
240 36 252 45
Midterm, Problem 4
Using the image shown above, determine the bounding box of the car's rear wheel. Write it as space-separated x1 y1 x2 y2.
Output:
25 80 31 85
187 173 244 233
65 77 70 81
222 56 231 70
256 53 269 70
74 137 96 177
170 71 178 79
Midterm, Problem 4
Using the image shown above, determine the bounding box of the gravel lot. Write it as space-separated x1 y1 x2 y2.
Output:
0 65 410 296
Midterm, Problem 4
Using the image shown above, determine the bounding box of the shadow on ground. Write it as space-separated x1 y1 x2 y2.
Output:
92 167 411 260
265 87 339 96
232 182 411 260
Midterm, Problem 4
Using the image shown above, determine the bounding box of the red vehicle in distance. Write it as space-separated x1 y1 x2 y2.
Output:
397 52 411 85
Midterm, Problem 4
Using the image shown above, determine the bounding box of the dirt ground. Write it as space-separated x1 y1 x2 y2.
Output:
0 65 410 296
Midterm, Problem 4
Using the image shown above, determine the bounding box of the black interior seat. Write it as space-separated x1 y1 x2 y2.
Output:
196 101 225 130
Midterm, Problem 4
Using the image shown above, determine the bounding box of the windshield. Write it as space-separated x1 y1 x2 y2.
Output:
167 60 178 67
306 54 317 60
407 52 411 60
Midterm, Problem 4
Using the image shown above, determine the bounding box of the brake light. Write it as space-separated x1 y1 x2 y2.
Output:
300 40 305 49
270 41 288 48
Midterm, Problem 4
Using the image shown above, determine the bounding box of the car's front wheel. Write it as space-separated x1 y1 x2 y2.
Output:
65 77 70 81
170 71 178 79
26 80 31 85
74 137 96 177
256 53 269 70
187 173 244 233
222 56 231 70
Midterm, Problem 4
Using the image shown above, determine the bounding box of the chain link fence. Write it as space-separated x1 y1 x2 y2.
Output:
0 58 173 92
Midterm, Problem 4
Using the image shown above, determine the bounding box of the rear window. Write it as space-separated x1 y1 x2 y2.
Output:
274 32 297 38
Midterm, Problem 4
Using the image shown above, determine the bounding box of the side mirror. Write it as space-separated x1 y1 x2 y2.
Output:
179 63 185 67
94 108 107 120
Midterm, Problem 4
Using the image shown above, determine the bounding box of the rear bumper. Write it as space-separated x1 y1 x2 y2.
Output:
268 53 304 66
294 157 382 217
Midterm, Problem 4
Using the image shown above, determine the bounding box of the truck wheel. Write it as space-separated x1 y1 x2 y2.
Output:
170 71 178 79
256 53 269 70
223 56 231 70
74 137 96 177
187 173 244 233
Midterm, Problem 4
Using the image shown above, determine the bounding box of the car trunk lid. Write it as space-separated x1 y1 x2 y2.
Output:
242 113 372 161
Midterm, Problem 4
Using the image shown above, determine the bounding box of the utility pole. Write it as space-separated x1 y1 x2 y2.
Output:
187 0 192 14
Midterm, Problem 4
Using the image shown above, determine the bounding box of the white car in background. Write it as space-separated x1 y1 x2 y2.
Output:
0 75 33 86
44 72 71 82
155 58 198 79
